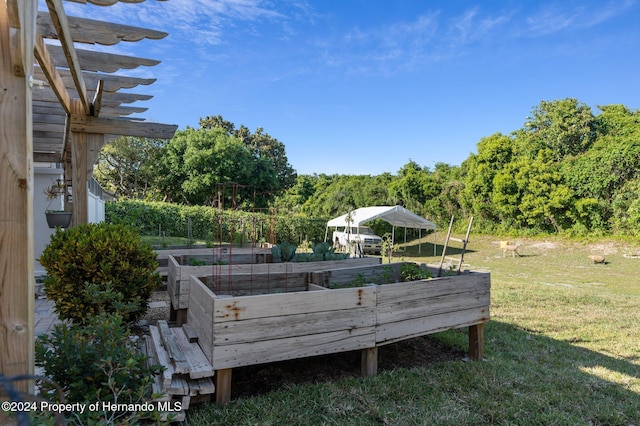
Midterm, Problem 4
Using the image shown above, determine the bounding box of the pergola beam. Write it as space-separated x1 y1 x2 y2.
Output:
70 115 178 138
44 0 91 114
91 78 104 116
37 10 167 45
34 27 72 114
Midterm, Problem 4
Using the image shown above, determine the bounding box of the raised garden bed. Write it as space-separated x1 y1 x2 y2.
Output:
167 249 381 324
186 262 490 403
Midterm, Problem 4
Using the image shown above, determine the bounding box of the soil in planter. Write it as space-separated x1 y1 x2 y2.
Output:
231 336 465 400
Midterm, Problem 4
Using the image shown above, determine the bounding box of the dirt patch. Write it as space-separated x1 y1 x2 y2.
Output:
230 336 465 400
586 242 619 255
528 241 557 250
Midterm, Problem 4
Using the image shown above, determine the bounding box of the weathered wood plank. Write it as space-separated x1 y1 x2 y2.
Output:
309 263 405 288
70 115 178 139
167 254 180 308
209 271 309 295
376 272 491 307
308 283 330 291
38 11 167 45
213 306 376 345
377 287 490 324
195 377 216 395
171 326 214 379
158 320 189 374
35 66 156 92
148 325 174 387
187 277 215 362
212 285 377 322
140 335 171 402
375 306 490 345
47 44 160 73
166 375 189 396
182 322 198 343
213 327 376 370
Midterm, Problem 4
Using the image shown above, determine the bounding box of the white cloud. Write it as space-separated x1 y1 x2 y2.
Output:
525 0 636 36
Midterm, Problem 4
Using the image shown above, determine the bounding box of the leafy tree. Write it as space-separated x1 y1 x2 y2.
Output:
163 127 253 205
200 115 297 192
389 160 439 214
560 105 640 233
462 133 515 227
492 150 574 232
611 178 640 235
520 98 596 160
297 174 393 218
94 136 166 200
424 163 465 227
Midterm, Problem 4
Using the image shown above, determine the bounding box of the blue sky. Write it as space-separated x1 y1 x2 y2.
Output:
62 0 640 175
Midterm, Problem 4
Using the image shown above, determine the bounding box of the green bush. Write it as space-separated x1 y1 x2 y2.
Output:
39 223 161 324
400 263 433 281
35 311 167 424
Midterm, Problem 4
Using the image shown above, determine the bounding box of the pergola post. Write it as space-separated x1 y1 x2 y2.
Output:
0 0 36 391
70 99 104 226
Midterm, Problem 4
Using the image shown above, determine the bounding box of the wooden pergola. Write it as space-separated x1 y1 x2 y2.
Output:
1 0 177 390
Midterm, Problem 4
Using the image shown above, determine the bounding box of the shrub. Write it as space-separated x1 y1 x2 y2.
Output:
39 223 161 324
35 311 167 425
400 263 433 281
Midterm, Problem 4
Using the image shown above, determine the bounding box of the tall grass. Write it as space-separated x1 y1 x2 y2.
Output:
186 235 640 425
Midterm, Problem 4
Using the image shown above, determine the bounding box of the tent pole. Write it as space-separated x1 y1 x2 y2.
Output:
434 230 437 256
392 226 395 248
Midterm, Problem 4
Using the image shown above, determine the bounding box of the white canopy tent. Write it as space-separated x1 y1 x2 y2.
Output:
325 206 437 255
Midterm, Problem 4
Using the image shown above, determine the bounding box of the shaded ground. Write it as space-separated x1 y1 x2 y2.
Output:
230 335 465 400
142 291 467 401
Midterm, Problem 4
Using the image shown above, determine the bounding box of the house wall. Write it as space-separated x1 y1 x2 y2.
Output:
34 166 63 276
34 165 106 275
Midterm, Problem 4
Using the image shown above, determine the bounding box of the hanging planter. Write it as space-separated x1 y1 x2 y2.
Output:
44 179 72 228
45 210 72 228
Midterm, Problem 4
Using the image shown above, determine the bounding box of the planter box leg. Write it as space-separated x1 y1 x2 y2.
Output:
469 324 485 361
175 309 187 326
216 368 232 405
361 347 378 377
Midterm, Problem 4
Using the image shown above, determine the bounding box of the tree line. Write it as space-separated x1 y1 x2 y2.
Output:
94 99 640 236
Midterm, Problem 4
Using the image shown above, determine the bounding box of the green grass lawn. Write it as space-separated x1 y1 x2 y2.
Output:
140 235 208 249
185 234 640 425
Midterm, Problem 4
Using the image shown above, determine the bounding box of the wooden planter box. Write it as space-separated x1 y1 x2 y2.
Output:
309 263 491 345
167 253 381 323
192 270 310 296
188 277 376 371
187 262 490 404
374 268 490 345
